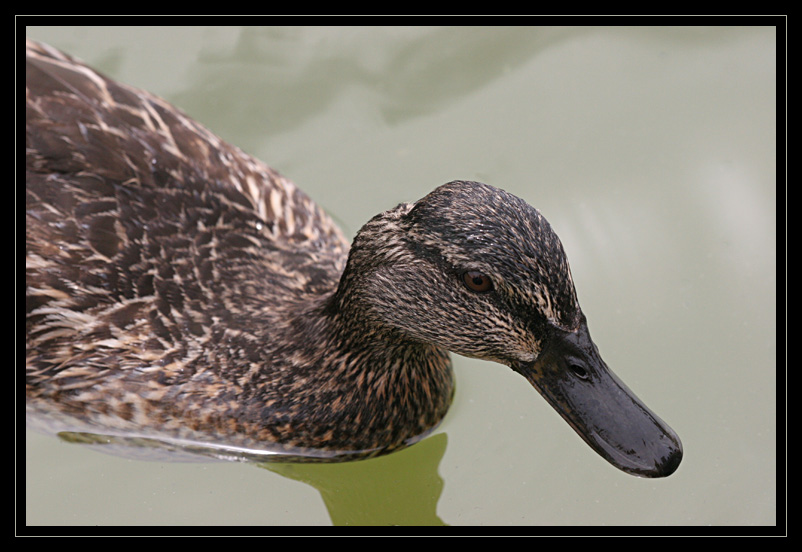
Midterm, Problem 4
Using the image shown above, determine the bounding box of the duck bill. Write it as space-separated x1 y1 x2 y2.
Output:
514 319 682 478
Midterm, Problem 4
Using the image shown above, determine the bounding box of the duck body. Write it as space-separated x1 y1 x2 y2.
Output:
25 39 451 457
26 40 682 475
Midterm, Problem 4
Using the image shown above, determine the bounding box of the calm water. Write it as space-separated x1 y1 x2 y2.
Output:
25 25 777 527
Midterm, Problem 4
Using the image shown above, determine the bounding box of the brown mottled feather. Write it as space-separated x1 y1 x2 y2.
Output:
25 39 458 458
25 39 580 460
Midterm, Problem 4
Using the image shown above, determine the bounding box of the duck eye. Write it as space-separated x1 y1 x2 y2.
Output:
462 271 493 293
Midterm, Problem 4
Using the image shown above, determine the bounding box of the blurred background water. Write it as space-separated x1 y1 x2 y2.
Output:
24 25 778 527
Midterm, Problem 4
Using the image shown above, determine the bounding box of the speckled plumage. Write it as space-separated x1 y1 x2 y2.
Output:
25 39 455 457
26 40 682 475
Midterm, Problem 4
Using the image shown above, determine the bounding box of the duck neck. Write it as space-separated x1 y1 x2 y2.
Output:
277 291 454 456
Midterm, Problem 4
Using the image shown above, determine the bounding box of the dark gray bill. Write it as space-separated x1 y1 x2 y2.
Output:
514 317 682 478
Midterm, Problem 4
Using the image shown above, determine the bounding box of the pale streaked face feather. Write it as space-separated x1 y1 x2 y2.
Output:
339 180 581 367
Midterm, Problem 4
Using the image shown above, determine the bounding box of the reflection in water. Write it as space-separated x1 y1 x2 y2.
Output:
176 26 587 149
265 433 448 526
32 410 449 526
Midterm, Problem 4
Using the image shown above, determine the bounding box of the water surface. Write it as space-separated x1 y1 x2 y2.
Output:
25 25 777 527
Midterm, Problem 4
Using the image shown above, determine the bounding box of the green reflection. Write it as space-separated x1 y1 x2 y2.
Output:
263 433 448 526
51 426 450 525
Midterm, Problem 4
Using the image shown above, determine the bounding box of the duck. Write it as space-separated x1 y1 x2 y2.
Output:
25 39 682 477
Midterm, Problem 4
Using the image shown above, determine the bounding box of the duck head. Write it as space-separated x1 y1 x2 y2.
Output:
339 180 682 477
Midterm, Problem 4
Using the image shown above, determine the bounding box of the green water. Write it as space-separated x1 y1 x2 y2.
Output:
25 25 777 527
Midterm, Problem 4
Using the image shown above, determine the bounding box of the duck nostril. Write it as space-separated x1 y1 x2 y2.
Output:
569 364 589 380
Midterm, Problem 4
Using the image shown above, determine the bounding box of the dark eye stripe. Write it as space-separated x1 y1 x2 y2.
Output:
462 271 493 293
